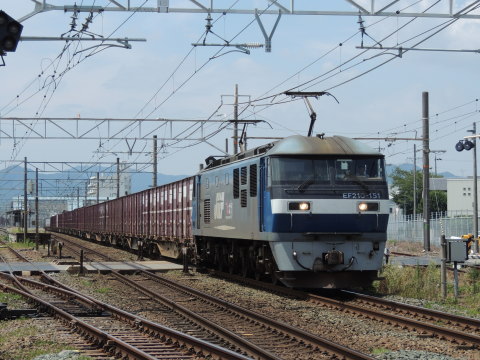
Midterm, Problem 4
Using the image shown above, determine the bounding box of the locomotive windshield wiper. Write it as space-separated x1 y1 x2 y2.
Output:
296 175 314 192
348 175 370 192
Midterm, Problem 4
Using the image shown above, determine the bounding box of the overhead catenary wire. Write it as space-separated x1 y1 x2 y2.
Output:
2 0 480 183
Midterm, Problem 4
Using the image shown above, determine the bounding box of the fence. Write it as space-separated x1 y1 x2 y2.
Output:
387 210 476 246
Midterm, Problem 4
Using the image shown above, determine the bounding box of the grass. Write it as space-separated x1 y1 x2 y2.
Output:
0 292 23 304
94 287 111 294
374 264 480 317
0 321 69 360
8 240 37 249
0 319 94 360
371 347 390 355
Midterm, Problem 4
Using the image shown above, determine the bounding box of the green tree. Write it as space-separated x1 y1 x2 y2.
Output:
390 168 446 216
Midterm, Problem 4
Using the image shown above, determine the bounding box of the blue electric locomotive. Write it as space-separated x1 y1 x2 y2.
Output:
194 134 389 288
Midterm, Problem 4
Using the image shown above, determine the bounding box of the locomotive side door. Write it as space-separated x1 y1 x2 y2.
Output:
192 175 201 230
259 157 267 232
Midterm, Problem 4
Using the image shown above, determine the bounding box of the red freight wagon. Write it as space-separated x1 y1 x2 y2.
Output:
107 197 123 234
94 202 106 234
50 176 195 259
122 191 133 236
141 189 149 237
154 177 193 240
148 187 159 239
77 207 85 232
84 205 94 233
132 191 141 236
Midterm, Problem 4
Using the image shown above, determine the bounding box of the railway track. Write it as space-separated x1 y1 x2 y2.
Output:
49 232 376 360
0 238 251 360
0 271 250 360
212 271 480 349
0 238 31 263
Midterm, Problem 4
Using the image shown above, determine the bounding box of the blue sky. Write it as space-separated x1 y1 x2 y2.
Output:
1 1 480 178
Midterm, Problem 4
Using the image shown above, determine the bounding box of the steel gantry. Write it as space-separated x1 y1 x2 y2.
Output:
0 116 263 156
19 1 480 21
17 1 480 53
0 116 261 140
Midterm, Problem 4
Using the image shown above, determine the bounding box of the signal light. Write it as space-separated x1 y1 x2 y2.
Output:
455 140 475 152
0 11 23 54
464 140 474 151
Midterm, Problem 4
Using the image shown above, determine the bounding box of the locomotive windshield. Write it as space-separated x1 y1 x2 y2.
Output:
270 156 385 186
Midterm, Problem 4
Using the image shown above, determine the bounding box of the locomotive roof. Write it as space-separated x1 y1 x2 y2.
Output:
267 135 381 156
202 134 381 170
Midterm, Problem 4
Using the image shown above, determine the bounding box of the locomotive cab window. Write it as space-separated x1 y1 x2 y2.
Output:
270 156 385 187
270 157 330 186
335 157 385 183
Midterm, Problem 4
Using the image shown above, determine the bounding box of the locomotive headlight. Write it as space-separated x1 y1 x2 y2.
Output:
358 202 379 212
358 202 368 211
289 201 311 211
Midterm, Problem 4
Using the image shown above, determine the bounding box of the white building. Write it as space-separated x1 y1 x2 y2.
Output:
447 178 478 215
86 163 131 200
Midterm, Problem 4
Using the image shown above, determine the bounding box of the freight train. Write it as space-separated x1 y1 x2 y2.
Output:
49 134 390 288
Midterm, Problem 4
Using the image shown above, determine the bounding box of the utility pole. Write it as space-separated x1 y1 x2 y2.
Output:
153 135 158 187
24 157 27 242
35 167 39 251
431 150 446 176
96 172 100 204
413 144 417 223
470 123 479 252
422 92 430 252
233 84 239 154
116 157 120 198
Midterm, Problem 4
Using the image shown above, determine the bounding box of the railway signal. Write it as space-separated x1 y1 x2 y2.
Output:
0 10 23 54
455 139 475 151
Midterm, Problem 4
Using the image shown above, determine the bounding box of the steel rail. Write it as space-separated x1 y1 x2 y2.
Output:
135 270 374 360
0 273 251 360
341 290 480 332
51 233 375 360
46 238 282 359
306 292 480 347
209 270 480 348
0 279 159 360
0 237 252 359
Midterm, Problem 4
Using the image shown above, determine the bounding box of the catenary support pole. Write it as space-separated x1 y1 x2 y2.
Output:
422 92 430 251
153 135 157 188
473 123 479 253
234 84 239 154
413 144 417 232
96 172 99 204
35 167 39 251
116 157 120 198
24 157 27 243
